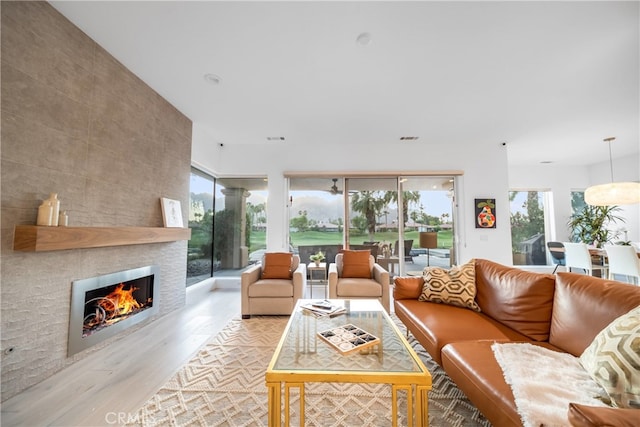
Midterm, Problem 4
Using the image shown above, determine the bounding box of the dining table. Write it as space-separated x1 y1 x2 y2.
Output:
586 245 640 259
552 245 640 259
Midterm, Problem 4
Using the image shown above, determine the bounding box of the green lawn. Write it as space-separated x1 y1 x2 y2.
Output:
215 229 453 254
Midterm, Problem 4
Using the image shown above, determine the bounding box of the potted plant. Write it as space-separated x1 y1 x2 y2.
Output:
309 251 325 266
568 205 625 248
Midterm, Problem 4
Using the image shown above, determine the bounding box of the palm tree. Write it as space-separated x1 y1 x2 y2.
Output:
350 191 385 241
246 202 257 227
384 191 421 226
246 202 265 231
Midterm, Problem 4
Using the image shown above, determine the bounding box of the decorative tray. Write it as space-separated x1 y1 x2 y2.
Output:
317 324 380 355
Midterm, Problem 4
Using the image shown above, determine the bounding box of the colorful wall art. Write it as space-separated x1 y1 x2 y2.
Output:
475 199 496 228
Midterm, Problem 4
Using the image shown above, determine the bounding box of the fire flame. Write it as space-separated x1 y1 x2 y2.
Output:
99 283 141 316
84 283 145 334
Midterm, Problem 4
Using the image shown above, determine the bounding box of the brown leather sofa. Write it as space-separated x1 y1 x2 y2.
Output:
393 258 640 427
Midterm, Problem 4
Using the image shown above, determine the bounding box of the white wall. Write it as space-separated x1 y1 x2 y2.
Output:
193 125 514 266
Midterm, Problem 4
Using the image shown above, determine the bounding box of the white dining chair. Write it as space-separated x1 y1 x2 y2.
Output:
604 244 640 285
563 242 608 278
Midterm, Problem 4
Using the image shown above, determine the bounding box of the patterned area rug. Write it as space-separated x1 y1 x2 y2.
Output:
131 316 491 426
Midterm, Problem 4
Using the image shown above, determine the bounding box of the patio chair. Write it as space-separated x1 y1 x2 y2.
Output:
393 239 414 263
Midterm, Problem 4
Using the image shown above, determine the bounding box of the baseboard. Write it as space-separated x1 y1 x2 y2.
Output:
186 278 215 305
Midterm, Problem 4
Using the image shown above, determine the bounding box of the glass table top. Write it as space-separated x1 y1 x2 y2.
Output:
271 299 424 374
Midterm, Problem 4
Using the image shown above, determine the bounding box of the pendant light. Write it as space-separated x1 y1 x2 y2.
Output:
584 137 640 206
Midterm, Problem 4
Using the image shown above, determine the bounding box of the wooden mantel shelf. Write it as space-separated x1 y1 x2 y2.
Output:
13 225 191 252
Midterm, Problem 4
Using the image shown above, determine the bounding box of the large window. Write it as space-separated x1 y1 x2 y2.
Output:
509 190 549 265
187 172 268 285
187 168 214 286
571 191 586 217
214 178 268 271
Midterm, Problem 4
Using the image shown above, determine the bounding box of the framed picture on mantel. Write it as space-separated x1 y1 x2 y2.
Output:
160 197 184 228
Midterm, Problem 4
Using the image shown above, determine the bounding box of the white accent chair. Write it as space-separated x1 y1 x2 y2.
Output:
328 253 390 313
604 244 640 285
241 254 306 318
563 242 608 278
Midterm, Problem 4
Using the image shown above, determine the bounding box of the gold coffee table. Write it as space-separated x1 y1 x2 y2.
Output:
265 299 431 426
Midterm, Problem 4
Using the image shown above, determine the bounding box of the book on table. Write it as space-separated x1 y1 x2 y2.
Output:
300 300 346 317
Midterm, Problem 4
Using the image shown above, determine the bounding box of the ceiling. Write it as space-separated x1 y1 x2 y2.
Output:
50 1 640 167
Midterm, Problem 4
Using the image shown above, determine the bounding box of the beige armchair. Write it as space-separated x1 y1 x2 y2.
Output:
241 253 306 319
328 251 390 312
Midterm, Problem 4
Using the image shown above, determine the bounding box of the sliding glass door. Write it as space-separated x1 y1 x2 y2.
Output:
346 176 455 278
287 174 456 279
345 177 400 275
399 176 455 273
289 177 345 270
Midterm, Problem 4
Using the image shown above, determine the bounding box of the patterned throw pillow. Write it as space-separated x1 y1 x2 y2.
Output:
579 305 640 408
261 252 293 279
419 260 480 312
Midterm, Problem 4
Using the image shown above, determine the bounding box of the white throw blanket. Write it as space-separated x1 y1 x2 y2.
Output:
491 342 609 427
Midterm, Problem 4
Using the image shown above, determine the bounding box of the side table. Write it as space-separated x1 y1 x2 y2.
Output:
307 262 327 298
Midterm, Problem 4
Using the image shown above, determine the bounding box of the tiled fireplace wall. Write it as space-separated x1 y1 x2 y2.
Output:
1 2 192 400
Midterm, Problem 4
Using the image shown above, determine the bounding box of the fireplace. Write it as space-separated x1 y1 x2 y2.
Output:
68 265 159 356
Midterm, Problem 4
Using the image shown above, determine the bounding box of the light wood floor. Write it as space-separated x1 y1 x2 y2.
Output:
1 287 243 427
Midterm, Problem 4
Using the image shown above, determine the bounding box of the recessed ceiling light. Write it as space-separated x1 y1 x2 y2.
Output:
356 32 372 46
400 136 419 141
203 73 222 85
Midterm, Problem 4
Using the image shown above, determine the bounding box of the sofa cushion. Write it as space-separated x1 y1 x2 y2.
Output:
475 258 555 341
549 273 640 356
248 279 295 297
579 305 640 409
394 299 532 366
340 250 372 278
261 252 293 279
334 277 382 297
442 340 525 427
419 260 480 312
442 340 564 427
394 276 424 300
